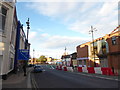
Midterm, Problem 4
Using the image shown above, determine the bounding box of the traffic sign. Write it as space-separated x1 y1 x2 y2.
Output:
17 49 30 60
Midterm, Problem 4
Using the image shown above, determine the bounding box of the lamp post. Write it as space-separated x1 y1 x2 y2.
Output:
89 26 97 67
23 18 30 76
25 18 30 49
64 47 67 66
33 49 35 65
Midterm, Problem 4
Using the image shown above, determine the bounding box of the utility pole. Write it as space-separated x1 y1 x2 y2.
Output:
89 26 97 67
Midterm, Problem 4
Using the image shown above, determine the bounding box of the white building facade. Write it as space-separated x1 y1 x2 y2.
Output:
0 2 16 79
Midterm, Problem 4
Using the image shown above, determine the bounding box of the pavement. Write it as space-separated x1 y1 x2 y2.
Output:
2 67 33 89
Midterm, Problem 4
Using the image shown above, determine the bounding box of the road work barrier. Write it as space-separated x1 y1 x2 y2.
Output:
77 67 116 76
62 66 64 70
77 67 82 72
56 66 59 70
94 67 102 74
67 67 73 72
101 67 114 76
56 65 117 76
64 66 67 71
87 67 95 73
82 67 88 73
58 66 62 70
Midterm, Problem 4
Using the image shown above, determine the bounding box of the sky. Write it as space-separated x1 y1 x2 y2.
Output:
16 0 119 59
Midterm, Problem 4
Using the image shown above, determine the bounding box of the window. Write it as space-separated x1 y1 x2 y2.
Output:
112 36 116 45
0 6 7 33
101 40 107 54
9 58 14 70
11 19 17 46
93 42 98 54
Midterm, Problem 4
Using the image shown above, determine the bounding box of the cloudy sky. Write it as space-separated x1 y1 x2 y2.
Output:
16 0 118 59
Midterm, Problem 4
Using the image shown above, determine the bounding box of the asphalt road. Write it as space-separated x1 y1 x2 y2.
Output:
31 65 119 88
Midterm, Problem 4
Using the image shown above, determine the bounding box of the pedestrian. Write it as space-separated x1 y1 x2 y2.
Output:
22 61 27 76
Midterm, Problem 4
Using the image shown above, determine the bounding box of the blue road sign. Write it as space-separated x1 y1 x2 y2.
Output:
17 49 30 60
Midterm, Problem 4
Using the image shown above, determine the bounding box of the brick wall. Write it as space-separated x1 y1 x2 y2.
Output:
77 45 88 58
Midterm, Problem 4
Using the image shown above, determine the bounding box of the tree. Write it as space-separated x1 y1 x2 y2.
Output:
39 55 47 63
36 58 40 62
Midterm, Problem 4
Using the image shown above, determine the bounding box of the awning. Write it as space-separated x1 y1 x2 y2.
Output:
77 57 89 60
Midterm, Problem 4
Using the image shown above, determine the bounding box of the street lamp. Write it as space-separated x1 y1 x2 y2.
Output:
89 26 97 67
25 18 30 49
64 47 67 66
33 49 35 65
23 18 30 76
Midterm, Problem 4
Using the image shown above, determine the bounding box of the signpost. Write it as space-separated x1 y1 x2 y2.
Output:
17 49 29 60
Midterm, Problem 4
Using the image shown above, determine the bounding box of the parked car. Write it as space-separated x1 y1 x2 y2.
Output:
34 65 43 73
28 64 34 67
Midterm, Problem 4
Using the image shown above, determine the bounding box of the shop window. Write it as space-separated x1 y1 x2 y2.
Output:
112 36 116 45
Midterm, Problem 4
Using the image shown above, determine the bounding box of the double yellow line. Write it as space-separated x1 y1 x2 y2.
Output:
30 73 39 89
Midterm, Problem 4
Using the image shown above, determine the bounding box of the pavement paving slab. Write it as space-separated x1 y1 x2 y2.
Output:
2 67 33 89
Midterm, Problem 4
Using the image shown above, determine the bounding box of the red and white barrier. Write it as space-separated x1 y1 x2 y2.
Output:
62 66 64 70
56 65 117 76
56 65 62 70
67 67 73 72
82 67 88 73
94 67 102 74
64 66 67 71
59 66 62 70
56 66 59 70
101 67 114 76
87 67 95 73
77 67 116 76
77 67 82 72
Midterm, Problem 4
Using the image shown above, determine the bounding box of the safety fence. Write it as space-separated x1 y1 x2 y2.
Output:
77 67 118 76
56 66 118 76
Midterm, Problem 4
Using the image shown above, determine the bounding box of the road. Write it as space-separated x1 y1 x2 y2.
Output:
31 65 119 88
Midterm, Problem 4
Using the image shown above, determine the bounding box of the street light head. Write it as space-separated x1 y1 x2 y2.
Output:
26 18 30 25
27 26 30 29
26 21 29 25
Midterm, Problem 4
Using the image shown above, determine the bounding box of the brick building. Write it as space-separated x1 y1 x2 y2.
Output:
76 26 120 75
106 26 120 74
76 42 94 67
